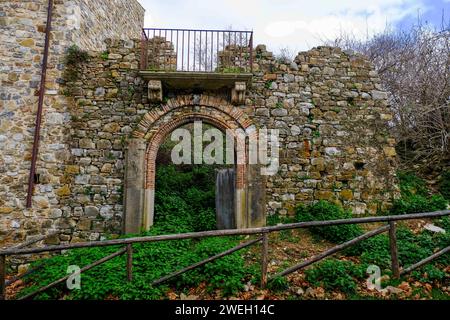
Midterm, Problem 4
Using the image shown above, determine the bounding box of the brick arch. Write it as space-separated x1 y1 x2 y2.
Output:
132 94 254 140
145 113 247 190
127 94 256 232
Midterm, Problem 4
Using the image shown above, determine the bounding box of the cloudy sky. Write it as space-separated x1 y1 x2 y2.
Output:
137 0 449 54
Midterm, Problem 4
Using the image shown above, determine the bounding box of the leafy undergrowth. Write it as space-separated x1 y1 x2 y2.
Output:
15 233 256 300
13 171 450 300
15 165 256 300
256 202 450 299
390 171 448 215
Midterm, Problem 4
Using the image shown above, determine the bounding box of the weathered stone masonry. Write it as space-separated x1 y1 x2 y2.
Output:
0 1 398 249
52 39 398 242
0 0 144 246
249 45 398 217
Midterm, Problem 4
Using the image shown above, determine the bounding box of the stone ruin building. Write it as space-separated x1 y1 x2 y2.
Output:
0 0 398 247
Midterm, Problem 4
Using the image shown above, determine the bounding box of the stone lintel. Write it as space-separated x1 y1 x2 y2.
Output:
140 71 252 91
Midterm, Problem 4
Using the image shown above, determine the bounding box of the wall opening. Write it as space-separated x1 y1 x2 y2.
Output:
153 122 236 232
125 95 266 235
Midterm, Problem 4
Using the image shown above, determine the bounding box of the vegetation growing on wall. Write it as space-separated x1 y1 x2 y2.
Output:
62 45 89 96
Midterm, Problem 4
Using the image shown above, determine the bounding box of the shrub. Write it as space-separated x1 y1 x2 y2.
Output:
305 259 365 294
66 45 89 66
154 164 217 233
396 228 433 266
438 171 450 200
267 276 289 292
267 214 294 226
353 234 392 268
411 265 448 283
295 201 363 243
391 171 448 215
397 171 429 197
349 227 449 271
436 216 450 232
390 194 448 215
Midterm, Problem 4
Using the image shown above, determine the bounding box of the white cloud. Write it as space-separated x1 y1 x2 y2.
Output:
137 0 432 52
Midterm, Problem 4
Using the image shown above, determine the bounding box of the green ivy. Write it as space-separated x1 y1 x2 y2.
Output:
390 171 448 215
438 170 450 200
305 259 366 294
295 201 363 243
18 163 253 300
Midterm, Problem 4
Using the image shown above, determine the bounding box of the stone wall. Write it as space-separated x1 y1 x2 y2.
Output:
0 0 144 247
247 45 398 216
61 39 145 240
146 36 177 71
76 0 145 51
52 39 398 244
1 3 398 249
0 0 79 247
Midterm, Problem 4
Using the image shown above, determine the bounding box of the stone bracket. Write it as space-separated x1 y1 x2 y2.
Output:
231 81 246 105
148 80 163 102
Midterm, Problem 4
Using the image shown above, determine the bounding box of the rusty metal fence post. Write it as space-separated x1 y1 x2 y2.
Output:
126 244 133 282
0 254 6 300
261 232 269 288
249 32 254 73
389 221 400 279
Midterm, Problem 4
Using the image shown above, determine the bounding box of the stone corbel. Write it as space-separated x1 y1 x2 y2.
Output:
148 80 163 102
231 81 246 105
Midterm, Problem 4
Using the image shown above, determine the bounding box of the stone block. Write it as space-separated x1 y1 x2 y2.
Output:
85 206 99 218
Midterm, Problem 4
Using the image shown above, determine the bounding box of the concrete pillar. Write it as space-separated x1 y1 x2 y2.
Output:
124 138 146 234
143 189 155 230
216 168 236 229
235 188 247 229
247 164 267 227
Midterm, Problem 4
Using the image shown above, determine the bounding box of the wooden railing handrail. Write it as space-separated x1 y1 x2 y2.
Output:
271 225 391 279
1 210 448 257
1 209 449 300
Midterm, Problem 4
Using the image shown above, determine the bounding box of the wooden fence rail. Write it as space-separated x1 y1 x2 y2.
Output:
0 210 449 300
272 225 391 279
18 247 127 300
152 238 262 286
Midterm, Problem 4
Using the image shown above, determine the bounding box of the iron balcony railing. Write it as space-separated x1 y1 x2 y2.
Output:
141 28 253 73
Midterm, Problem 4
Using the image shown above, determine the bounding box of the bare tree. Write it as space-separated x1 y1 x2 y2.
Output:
327 20 450 172
192 25 250 72
275 46 296 64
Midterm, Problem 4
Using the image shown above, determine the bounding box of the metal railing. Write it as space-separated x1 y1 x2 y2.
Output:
1 210 449 300
141 28 254 73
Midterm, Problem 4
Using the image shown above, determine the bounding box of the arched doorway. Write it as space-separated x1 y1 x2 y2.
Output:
124 94 265 234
